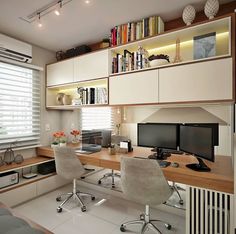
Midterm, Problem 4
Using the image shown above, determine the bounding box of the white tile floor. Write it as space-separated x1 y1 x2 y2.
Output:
14 183 186 234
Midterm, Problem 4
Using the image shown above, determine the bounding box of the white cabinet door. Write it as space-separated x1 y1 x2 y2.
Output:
74 49 109 82
37 175 69 196
47 59 74 86
0 183 37 207
109 70 159 105
159 58 233 103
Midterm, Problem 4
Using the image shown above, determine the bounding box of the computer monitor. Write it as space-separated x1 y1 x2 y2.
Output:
179 125 214 172
137 123 179 159
185 123 219 146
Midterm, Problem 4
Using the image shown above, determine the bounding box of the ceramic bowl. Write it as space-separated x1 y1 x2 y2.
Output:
149 59 169 67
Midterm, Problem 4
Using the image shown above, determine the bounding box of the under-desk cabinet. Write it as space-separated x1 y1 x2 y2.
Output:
158 58 233 103
109 69 159 105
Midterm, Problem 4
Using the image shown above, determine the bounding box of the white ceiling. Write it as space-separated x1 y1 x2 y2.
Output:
0 0 232 52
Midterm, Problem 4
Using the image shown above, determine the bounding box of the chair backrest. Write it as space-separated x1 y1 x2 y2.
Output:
53 147 85 180
120 157 172 206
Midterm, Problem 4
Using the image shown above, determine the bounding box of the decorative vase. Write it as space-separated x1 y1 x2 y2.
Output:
72 135 79 144
51 143 59 148
204 0 219 19
182 5 196 26
59 142 67 147
62 95 72 105
56 93 65 105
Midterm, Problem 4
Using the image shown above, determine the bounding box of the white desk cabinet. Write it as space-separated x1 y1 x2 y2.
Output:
109 70 159 105
47 59 74 86
159 58 233 103
74 49 109 82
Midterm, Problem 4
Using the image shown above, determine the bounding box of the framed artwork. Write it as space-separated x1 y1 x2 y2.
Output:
193 32 216 60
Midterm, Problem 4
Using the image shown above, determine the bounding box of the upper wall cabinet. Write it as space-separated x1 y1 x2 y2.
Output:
109 69 159 105
158 58 233 103
47 59 74 86
74 49 109 82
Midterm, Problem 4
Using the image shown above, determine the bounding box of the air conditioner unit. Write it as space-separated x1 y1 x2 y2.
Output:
0 33 32 63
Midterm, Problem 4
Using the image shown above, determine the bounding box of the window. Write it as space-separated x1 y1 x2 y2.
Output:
0 62 40 150
81 107 114 131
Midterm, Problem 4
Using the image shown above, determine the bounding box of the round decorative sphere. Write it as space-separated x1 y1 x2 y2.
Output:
204 0 219 19
182 5 196 26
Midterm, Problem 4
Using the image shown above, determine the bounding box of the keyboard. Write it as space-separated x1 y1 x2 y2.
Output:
162 149 184 155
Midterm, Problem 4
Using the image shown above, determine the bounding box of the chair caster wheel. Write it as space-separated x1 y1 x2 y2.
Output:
98 180 101 185
179 200 184 205
56 197 61 202
57 207 62 213
112 185 115 189
165 224 172 230
81 206 86 212
120 225 126 232
91 196 95 201
140 214 145 220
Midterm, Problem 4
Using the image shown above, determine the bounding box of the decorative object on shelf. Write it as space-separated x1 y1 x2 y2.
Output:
148 54 170 67
182 5 196 26
52 131 67 147
193 32 216 60
70 129 80 144
62 94 72 105
14 154 24 164
204 0 219 19
4 147 14 165
173 38 182 63
0 156 4 167
72 98 82 106
56 93 65 105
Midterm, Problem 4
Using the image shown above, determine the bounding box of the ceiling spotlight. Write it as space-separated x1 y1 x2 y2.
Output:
85 0 90 4
37 13 43 28
54 0 63 16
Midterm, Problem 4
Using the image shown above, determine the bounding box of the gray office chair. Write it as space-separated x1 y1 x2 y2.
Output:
98 135 128 188
120 157 173 234
54 147 95 213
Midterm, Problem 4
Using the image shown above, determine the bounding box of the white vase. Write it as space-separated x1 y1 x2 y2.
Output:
59 142 67 147
51 143 59 148
204 0 219 19
182 5 196 26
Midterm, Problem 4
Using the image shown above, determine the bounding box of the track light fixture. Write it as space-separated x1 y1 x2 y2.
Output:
54 0 63 16
19 0 72 26
37 13 43 28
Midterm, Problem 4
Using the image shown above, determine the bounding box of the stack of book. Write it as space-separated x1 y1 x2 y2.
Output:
81 87 108 105
110 16 164 47
112 46 149 74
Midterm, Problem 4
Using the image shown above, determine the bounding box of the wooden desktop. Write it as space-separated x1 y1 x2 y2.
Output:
36 145 233 194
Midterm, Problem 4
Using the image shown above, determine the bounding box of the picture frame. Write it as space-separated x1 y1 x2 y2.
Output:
193 32 216 60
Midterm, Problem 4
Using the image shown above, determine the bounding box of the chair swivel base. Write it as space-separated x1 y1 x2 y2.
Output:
56 179 95 213
120 205 171 234
98 169 120 188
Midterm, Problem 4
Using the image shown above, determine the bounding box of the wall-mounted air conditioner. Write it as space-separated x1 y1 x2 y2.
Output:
0 33 32 63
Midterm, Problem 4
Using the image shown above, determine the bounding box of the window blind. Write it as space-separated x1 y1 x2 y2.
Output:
0 62 40 150
81 107 115 131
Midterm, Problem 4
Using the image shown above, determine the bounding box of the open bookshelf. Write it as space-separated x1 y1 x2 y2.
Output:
46 78 108 109
110 16 232 76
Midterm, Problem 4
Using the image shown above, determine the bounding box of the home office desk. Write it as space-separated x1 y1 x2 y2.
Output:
36 145 233 194
37 145 234 233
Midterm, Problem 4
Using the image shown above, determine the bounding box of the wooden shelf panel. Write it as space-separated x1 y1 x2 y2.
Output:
0 156 54 174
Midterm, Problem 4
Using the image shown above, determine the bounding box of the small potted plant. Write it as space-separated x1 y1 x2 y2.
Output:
52 131 67 147
148 54 170 67
70 129 80 144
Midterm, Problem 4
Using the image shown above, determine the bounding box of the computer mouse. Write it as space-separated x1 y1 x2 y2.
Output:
171 162 179 168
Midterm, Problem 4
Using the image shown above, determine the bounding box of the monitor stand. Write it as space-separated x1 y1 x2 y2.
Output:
148 148 167 160
186 157 211 172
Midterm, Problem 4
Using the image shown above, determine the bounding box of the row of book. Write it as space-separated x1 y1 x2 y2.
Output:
112 47 149 74
79 87 108 105
110 16 164 47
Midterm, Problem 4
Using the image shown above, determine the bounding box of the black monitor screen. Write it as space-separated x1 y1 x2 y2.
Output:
137 123 178 150
179 125 214 162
